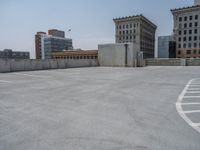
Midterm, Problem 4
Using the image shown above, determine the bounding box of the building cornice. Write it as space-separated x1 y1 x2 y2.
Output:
113 14 157 29
171 5 200 13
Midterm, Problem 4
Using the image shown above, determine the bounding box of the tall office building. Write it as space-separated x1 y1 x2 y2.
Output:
41 35 73 59
171 0 200 58
113 15 157 58
35 29 73 59
158 36 176 58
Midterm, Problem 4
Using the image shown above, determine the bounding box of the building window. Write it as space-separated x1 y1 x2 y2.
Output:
194 50 197 54
188 43 191 48
195 15 198 20
194 29 197 34
179 31 182 35
187 50 191 54
184 23 187 28
189 23 192 27
183 37 186 41
194 43 197 48
179 37 181 41
126 30 128 34
189 36 192 41
190 16 193 20
189 30 192 34
126 24 129 28
183 43 186 48
184 30 187 35
178 50 181 54
184 16 187 21
195 22 198 27
194 36 197 41
179 17 182 22
178 44 181 48
119 25 121 29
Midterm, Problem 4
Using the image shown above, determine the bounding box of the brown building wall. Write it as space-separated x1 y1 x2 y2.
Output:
51 50 98 59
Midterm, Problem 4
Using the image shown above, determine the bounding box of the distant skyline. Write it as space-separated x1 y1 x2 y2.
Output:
0 0 194 58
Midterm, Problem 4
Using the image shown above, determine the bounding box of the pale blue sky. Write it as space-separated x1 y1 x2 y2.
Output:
0 0 193 58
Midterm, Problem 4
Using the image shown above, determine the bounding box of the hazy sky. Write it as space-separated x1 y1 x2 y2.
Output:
0 0 194 58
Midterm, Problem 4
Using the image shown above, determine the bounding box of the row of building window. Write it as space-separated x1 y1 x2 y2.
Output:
119 30 137 34
178 43 200 48
119 36 136 41
179 22 198 28
53 56 98 59
179 29 198 35
178 36 200 42
178 50 200 55
117 23 139 30
179 15 199 22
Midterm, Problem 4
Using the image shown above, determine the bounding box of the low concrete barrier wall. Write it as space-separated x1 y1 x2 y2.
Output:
146 58 182 66
186 59 200 66
146 58 200 66
0 59 11 72
0 59 99 73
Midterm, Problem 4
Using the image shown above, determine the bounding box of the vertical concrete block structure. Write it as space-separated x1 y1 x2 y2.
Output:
98 43 141 67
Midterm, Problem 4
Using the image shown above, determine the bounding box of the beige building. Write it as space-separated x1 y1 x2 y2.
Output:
171 0 200 58
113 15 157 58
51 50 98 60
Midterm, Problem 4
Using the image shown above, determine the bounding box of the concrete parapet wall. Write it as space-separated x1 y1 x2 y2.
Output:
0 59 99 73
31 60 43 70
186 59 200 66
146 58 182 66
10 59 25 72
146 58 200 66
0 59 11 72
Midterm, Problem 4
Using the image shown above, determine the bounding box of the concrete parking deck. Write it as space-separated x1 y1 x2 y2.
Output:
0 67 200 150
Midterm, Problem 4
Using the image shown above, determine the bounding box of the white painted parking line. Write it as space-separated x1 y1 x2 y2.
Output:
176 78 200 134
177 103 200 105
0 80 12 83
183 96 200 99
186 91 200 94
187 88 200 91
180 110 200 114
191 123 200 127
12 73 51 78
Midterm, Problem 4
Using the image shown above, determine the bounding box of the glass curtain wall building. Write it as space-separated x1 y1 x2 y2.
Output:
41 35 73 59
